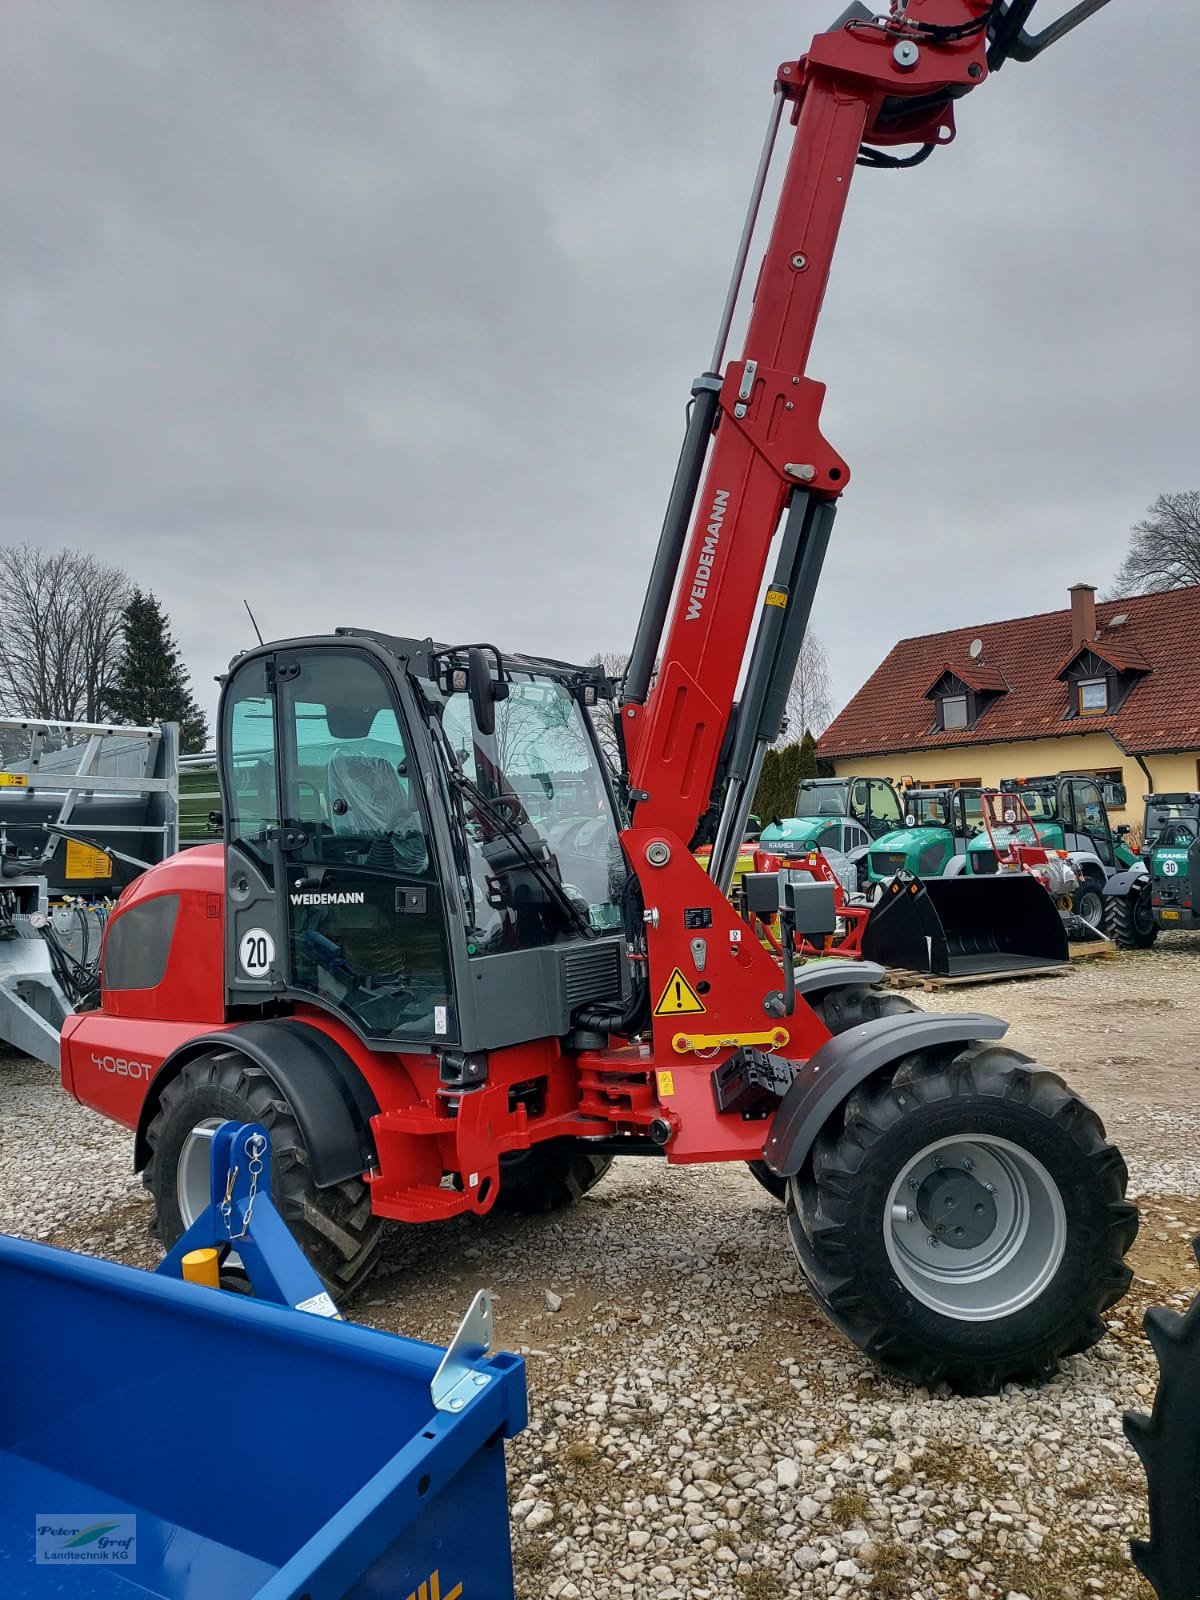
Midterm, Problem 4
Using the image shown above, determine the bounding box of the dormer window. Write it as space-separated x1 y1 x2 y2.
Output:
942 694 969 730
924 664 1007 734
1078 678 1108 715
1056 642 1148 721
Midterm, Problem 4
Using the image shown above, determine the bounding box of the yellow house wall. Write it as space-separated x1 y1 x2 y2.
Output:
1143 751 1200 797
831 733 1199 817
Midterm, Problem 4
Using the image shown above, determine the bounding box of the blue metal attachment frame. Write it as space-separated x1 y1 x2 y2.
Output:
155 1120 339 1318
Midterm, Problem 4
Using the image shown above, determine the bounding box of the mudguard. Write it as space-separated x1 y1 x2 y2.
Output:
135 1019 380 1188
1105 862 1148 898
793 959 885 996
763 1010 1008 1178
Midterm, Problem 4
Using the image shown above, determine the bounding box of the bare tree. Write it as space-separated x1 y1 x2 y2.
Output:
775 630 834 745
1109 491 1200 596
0 546 131 721
585 651 630 774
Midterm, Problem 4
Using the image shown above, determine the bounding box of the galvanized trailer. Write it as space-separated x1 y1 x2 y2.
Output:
0 717 178 1061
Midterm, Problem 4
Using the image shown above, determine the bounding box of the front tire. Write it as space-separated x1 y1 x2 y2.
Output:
1104 882 1158 949
144 1049 384 1294
788 1043 1136 1393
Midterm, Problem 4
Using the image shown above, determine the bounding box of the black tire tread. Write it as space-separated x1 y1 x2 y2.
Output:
1104 885 1158 949
493 1138 612 1215
143 1048 384 1293
1124 1242 1200 1600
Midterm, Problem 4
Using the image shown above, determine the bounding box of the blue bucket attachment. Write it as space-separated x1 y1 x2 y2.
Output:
0 1233 526 1599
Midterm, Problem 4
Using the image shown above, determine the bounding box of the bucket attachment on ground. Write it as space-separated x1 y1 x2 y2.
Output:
862 870 1069 977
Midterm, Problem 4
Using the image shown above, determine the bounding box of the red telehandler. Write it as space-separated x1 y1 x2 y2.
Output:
62 0 1136 1393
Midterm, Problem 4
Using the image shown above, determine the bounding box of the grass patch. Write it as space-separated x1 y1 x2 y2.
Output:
828 1487 869 1527
740 1505 771 1542
914 1437 977 1492
735 1573 778 1600
512 1533 554 1599
998 1548 1071 1600
563 1442 598 1467
867 1542 916 1600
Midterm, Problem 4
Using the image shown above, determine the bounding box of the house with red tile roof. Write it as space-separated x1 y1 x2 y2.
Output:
817 583 1200 819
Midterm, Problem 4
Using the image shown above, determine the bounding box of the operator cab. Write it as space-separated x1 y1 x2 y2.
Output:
219 631 629 1054
1143 794 1200 851
1000 774 1117 864
792 776 902 839
903 786 984 833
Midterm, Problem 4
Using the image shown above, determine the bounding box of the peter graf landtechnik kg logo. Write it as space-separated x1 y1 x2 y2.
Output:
35 1515 137 1564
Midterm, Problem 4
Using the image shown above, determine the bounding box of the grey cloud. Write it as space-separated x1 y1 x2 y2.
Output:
2 1 1196 726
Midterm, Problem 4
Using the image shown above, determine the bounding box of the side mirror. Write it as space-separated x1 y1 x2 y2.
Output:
467 647 496 737
1115 823 1131 836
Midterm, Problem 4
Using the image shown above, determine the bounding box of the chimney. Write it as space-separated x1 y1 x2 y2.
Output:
1069 583 1097 649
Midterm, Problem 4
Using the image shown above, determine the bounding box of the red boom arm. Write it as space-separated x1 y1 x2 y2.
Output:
624 4 993 843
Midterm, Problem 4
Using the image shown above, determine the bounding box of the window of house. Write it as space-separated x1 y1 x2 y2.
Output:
1090 768 1126 809
1078 679 1108 715
941 695 969 730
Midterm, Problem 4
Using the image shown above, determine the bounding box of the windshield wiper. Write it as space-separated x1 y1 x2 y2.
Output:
445 764 596 941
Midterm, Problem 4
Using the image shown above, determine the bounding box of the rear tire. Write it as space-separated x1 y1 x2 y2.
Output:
493 1139 612 1214
144 1049 384 1295
747 983 919 1203
1104 883 1158 949
787 1043 1136 1393
1125 1243 1200 1598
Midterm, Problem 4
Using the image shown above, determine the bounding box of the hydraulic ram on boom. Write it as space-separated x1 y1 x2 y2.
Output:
63 0 1137 1395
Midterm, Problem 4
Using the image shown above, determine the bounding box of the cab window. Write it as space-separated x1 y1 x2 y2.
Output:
275 650 452 1042
224 660 280 865
869 781 902 829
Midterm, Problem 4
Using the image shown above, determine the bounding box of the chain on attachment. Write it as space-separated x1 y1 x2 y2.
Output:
222 1131 267 1242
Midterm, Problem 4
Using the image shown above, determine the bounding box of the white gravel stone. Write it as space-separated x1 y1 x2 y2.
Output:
5 946 1193 1600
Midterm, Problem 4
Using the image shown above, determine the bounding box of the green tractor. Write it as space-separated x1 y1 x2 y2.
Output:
758 776 904 893
1141 792 1200 933
864 785 986 889
966 773 1154 947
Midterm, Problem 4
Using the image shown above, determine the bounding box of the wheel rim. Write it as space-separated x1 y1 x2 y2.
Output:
884 1134 1067 1322
177 1118 226 1229
1077 889 1104 925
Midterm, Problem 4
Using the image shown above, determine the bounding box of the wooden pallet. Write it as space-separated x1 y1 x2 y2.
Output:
882 963 1073 992
1068 939 1117 962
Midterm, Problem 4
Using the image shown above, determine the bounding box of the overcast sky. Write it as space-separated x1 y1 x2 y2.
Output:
2 2 1196 738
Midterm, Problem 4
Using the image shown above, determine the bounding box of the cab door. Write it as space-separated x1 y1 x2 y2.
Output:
1067 778 1115 867
867 779 902 839
272 648 456 1044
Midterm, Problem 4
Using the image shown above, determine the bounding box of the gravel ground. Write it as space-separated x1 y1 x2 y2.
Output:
3 936 1199 1599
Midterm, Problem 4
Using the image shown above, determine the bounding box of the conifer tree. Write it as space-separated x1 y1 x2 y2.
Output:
106 589 208 752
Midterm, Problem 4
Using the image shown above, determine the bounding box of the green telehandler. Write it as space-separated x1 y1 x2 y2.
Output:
1141 792 1200 934
970 774 1154 947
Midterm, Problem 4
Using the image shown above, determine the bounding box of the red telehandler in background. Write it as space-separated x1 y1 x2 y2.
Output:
62 0 1137 1394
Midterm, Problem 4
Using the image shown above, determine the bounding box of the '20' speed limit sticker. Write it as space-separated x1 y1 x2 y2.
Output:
239 927 276 977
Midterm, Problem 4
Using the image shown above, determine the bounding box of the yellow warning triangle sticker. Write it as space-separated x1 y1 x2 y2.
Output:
653 967 706 1017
